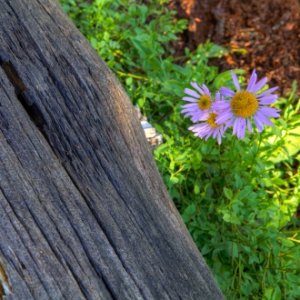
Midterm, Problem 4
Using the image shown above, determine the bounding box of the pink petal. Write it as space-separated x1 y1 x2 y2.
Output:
247 119 253 133
213 100 230 110
236 118 246 139
253 115 264 132
258 86 279 98
220 87 235 97
189 123 205 132
182 96 198 102
215 92 222 102
191 111 210 122
224 118 235 130
202 84 211 96
252 77 268 93
182 103 198 108
260 106 280 118
216 111 233 124
231 71 240 91
259 95 278 105
247 70 257 92
232 118 240 135
256 111 273 126
184 88 200 98
190 82 204 94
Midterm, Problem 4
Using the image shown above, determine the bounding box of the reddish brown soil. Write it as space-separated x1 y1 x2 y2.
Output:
170 0 300 94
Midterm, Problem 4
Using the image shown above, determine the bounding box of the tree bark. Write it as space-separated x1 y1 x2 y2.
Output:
0 0 223 299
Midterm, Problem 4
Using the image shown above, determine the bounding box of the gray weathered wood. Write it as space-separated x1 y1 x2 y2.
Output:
0 0 224 299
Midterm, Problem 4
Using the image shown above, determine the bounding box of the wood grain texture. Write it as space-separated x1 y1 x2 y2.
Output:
0 0 224 299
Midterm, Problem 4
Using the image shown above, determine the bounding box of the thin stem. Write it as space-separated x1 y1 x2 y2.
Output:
250 133 262 168
117 71 148 80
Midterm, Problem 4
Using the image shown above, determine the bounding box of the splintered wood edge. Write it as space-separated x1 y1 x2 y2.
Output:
0 260 12 299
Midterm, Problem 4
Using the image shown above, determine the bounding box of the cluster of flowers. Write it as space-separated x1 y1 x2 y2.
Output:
182 70 280 144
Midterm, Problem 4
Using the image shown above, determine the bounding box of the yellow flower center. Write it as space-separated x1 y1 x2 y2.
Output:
207 113 219 128
231 91 259 118
198 95 211 110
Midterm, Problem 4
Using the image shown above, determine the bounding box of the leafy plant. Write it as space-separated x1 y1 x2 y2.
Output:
61 1 300 298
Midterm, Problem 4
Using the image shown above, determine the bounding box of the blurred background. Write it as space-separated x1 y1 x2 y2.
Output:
171 0 300 94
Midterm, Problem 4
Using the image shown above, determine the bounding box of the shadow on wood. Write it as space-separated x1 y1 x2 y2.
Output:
0 0 224 299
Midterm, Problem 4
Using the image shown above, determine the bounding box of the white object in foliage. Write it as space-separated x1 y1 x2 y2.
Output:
135 106 163 147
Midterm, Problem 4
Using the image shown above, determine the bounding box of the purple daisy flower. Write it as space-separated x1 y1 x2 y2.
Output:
181 82 213 122
189 93 226 144
215 70 280 139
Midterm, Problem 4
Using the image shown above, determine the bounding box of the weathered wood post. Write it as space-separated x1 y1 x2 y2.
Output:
0 0 223 299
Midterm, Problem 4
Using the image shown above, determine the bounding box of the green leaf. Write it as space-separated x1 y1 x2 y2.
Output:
182 203 196 223
194 183 200 195
223 187 233 200
263 286 281 300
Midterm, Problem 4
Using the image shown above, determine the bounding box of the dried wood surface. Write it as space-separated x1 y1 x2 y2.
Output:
0 0 224 299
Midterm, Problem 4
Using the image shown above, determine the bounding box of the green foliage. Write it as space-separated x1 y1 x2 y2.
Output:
156 81 300 299
60 1 300 298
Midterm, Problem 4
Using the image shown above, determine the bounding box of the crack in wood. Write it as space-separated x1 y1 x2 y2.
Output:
0 56 122 300
0 48 129 299
0 57 45 135
0 62 25 95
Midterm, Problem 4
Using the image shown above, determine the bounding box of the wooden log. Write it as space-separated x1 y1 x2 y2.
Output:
0 0 224 299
